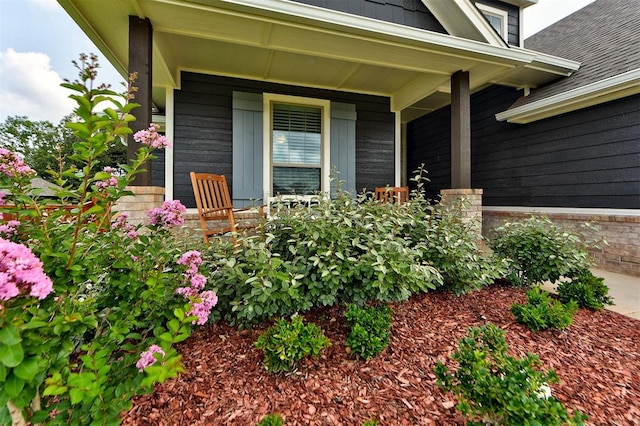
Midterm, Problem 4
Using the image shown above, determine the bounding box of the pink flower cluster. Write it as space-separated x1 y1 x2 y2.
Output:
0 220 20 239
111 212 138 239
175 250 217 325
135 344 165 372
0 148 35 178
133 124 171 149
0 238 54 306
148 200 186 229
95 166 118 190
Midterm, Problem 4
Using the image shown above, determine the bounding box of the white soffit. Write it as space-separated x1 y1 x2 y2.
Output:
58 0 577 116
496 68 640 123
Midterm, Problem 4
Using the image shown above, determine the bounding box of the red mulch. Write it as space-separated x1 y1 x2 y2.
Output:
122 286 640 425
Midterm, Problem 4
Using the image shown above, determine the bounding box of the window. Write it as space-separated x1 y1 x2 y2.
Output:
476 3 508 39
264 94 330 200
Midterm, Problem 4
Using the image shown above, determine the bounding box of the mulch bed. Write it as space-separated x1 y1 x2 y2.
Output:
123 286 640 425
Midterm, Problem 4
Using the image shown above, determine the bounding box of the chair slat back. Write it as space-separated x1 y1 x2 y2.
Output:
375 186 409 204
190 172 238 242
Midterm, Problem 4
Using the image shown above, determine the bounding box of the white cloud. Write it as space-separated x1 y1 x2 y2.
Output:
0 48 75 123
524 0 597 38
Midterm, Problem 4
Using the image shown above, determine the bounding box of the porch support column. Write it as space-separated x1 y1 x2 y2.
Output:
128 16 153 186
450 70 471 188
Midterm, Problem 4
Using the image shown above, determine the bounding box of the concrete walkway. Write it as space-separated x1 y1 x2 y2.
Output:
542 268 640 320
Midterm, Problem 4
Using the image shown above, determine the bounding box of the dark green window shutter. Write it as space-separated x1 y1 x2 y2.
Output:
232 92 263 207
330 102 356 196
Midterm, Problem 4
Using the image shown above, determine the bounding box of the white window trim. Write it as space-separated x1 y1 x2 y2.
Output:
262 93 331 203
476 3 508 39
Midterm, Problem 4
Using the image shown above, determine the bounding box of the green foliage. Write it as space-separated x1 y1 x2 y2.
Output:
257 413 285 426
0 54 208 425
344 304 393 360
434 324 587 425
254 315 330 373
558 271 613 310
361 419 380 426
0 114 127 177
205 187 443 326
205 169 507 326
489 216 595 286
417 200 508 295
511 288 578 332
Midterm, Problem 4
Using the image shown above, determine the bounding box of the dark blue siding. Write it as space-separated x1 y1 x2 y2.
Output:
174 73 395 208
290 0 446 33
407 86 640 209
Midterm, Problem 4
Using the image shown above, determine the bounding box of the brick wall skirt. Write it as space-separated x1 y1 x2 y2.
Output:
113 186 165 225
483 207 640 278
440 189 483 238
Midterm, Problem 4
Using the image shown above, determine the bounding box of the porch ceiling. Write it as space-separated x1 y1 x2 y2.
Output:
59 0 579 122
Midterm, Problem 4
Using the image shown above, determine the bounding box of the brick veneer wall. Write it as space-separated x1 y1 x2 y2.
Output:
483 207 640 277
440 189 483 237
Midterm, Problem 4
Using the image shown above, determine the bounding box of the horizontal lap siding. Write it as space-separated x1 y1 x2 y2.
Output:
174 72 394 208
472 86 640 208
290 0 446 33
406 85 640 209
406 106 451 200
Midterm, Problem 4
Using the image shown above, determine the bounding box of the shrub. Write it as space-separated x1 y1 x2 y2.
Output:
257 413 285 426
558 270 613 310
417 199 508 295
511 288 578 332
254 315 331 373
361 419 380 426
205 169 508 326
489 216 594 286
434 323 587 425
205 186 443 326
0 55 215 425
344 304 393 360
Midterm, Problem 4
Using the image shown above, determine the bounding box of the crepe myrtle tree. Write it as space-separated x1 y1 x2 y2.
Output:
0 53 216 426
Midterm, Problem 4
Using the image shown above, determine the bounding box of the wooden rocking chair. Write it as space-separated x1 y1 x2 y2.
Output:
374 186 409 204
190 172 265 243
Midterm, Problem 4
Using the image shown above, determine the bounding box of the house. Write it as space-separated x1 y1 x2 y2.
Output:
59 0 639 275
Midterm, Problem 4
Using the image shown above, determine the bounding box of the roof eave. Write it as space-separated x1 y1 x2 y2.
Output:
495 68 640 123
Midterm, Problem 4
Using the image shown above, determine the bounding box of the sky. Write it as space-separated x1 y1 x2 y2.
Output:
0 0 597 124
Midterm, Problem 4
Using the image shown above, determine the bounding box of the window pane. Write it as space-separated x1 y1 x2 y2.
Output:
272 104 322 166
273 167 320 195
484 14 503 35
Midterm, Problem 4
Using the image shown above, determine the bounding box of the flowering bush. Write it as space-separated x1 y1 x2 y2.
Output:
0 54 215 425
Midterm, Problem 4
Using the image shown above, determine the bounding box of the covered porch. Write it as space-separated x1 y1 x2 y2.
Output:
59 0 578 209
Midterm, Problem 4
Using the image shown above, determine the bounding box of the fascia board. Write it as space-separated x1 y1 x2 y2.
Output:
495 68 640 123
215 0 523 61
510 46 581 73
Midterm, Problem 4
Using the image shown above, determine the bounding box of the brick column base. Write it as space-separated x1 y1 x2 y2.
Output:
112 186 165 225
439 188 483 238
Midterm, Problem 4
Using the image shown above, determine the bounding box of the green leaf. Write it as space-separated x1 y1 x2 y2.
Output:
13 356 39 381
4 373 25 398
69 388 85 404
0 326 21 346
0 343 24 367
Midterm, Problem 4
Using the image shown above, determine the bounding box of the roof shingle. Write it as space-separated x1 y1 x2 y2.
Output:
510 0 640 108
